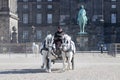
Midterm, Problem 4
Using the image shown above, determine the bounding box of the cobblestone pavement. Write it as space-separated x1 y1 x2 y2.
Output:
0 53 120 80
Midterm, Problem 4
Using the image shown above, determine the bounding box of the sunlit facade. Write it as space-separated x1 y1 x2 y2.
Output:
17 0 120 50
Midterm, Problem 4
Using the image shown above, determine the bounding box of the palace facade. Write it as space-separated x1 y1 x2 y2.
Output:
15 0 120 50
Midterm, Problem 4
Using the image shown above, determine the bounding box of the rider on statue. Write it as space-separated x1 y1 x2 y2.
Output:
77 5 88 34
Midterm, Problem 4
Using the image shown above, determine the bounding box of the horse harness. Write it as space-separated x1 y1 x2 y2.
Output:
62 39 72 53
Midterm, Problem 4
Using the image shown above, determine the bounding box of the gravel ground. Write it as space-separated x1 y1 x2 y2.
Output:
0 53 120 80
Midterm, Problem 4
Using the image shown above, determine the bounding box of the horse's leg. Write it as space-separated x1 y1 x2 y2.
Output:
33 47 35 54
37 46 40 57
82 22 85 33
47 52 52 73
41 52 44 69
41 50 47 69
62 52 66 71
35 48 37 57
35 46 38 57
80 23 82 32
41 51 45 68
67 52 73 70
46 56 51 73
81 22 84 33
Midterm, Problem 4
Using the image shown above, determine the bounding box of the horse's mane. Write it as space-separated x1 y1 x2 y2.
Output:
46 34 53 39
63 34 71 41
45 34 54 46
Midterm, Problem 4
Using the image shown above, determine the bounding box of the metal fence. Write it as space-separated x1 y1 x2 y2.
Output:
108 43 120 57
0 42 41 53
1 42 120 57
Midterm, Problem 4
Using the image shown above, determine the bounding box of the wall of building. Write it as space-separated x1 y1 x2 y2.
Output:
17 0 60 43
0 0 18 43
16 0 120 50
0 15 10 43
9 17 18 42
9 0 17 14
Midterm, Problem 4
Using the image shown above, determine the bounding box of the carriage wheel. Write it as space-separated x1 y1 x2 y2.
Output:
71 56 74 70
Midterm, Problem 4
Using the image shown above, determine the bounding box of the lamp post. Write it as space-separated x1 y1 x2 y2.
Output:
100 0 104 22
97 0 104 49
100 0 104 44
69 0 71 25
31 25 36 42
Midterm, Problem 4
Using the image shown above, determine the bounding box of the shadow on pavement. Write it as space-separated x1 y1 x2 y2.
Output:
0 69 46 74
0 68 61 74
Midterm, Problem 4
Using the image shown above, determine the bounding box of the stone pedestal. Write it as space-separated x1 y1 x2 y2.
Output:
76 34 89 51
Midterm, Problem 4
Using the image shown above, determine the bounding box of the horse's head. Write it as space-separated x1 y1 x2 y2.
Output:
45 34 54 51
61 34 71 52
32 42 35 46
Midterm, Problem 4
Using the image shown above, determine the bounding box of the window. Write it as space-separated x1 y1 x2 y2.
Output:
111 13 116 23
37 5 42 9
48 0 52 1
78 0 85 2
23 31 28 40
36 13 42 24
37 0 42 2
2 0 7 8
111 5 116 8
111 0 116 1
23 0 28 2
23 14 28 24
60 15 66 22
23 5 28 9
92 15 98 22
47 14 52 24
59 15 69 25
36 30 42 39
47 5 52 9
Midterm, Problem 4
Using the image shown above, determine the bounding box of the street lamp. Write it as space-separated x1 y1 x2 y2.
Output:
100 0 104 23
31 25 36 42
100 0 104 44
69 0 71 25
96 0 104 49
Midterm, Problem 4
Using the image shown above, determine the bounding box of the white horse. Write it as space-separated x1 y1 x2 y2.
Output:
40 34 55 72
61 34 76 71
32 42 39 57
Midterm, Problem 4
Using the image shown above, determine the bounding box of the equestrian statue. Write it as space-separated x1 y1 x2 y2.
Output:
77 5 88 34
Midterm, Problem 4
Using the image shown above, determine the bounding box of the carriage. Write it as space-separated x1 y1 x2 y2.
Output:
41 34 76 72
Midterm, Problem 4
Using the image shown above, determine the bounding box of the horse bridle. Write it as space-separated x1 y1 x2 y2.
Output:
61 38 72 52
